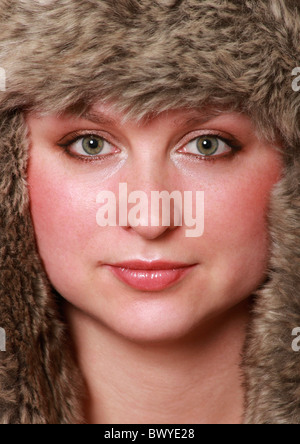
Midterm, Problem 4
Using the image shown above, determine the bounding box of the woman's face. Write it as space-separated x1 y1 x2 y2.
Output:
27 105 282 342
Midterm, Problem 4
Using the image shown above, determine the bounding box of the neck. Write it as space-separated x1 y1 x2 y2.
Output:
65 300 250 424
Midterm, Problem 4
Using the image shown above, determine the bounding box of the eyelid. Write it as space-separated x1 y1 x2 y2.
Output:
175 129 242 152
56 128 242 163
56 130 124 164
57 129 119 148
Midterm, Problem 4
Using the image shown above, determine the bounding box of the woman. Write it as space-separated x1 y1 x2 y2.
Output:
0 0 299 424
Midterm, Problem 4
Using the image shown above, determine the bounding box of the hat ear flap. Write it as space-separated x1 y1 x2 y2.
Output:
243 159 300 424
0 111 84 424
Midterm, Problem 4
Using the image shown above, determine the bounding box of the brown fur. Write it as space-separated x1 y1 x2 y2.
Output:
0 0 299 423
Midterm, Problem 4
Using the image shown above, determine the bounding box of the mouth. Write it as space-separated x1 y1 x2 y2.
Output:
104 260 197 292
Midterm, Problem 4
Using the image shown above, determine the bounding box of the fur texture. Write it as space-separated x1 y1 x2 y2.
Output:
0 0 299 423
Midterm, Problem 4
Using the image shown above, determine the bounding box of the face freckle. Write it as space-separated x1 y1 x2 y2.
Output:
26 106 283 343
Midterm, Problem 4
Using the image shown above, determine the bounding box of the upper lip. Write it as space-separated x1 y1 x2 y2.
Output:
107 260 196 270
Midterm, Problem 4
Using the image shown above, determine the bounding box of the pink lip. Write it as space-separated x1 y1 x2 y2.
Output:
105 260 197 292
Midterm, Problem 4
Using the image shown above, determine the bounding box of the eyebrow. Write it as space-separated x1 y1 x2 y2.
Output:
81 111 118 126
81 108 224 128
172 110 223 128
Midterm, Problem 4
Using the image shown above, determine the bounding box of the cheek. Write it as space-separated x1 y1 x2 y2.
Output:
210 166 279 241
199 154 282 294
27 159 104 271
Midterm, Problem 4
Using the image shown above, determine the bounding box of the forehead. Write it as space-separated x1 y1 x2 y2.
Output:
63 102 255 131
30 102 254 129
27 103 259 148
84 103 223 125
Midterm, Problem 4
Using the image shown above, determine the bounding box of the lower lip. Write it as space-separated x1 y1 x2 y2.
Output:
108 266 195 292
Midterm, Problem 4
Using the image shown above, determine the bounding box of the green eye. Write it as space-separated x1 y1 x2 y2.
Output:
82 136 105 155
196 137 219 156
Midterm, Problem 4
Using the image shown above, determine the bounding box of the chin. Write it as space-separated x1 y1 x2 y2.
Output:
100 302 200 344
110 323 195 345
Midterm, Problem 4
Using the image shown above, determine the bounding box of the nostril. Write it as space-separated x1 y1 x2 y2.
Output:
123 224 177 241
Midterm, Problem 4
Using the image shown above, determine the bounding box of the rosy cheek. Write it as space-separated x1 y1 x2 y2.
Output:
202 153 282 257
28 162 98 258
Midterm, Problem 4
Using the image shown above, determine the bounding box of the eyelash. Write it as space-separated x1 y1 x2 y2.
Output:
182 134 242 162
57 132 242 163
58 131 119 163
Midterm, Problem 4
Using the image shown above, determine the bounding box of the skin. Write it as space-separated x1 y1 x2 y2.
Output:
26 105 282 424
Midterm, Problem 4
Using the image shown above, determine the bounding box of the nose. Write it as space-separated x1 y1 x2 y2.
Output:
119 166 181 240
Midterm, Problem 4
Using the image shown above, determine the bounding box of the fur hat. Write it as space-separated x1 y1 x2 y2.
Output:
0 0 299 423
